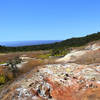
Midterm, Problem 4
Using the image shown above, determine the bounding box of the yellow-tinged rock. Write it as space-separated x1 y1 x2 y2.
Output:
66 68 71 73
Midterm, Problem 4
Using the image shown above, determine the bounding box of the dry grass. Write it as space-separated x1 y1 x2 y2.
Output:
19 58 59 73
0 51 48 63
19 59 45 73
0 50 57 77
0 51 58 85
0 66 14 84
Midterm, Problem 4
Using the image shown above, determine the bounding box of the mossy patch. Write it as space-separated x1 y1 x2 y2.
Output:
0 75 6 84
39 54 51 59
0 62 5 64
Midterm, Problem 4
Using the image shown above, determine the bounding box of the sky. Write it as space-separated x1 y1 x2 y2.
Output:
0 0 100 41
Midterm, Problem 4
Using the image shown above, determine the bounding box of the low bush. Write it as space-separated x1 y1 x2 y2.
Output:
39 53 51 59
51 48 69 57
0 75 6 84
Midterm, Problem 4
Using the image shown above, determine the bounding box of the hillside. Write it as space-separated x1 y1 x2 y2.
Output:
0 32 100 100
0 32 100 52
0 40 100 100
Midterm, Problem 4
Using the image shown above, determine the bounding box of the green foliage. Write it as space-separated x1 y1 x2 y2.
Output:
51 48 69 56
7 56 21 77
0 75 6 84
39 53 51 59
14 56 22 64
0 32 100 52
0 62 5 64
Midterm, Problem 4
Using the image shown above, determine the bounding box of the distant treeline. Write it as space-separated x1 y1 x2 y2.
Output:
0 32 100 52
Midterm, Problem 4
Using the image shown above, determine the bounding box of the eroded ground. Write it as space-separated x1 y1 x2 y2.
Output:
0 63 100 100
1 43 100 100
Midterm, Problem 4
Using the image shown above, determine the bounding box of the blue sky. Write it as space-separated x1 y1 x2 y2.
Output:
0 0 100 41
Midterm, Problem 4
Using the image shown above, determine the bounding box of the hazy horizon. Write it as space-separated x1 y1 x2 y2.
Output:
0 40 61 47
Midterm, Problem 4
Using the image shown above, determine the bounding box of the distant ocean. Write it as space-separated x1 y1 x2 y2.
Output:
0 40 61 47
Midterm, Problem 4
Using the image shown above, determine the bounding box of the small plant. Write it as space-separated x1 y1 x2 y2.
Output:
0 62 5 64
0 75 6 84
14 56 22 64
7 56 21 77
39 54 51 59
51 48 69 57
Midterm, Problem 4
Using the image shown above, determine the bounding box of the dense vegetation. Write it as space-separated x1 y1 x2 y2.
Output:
0 32 100 55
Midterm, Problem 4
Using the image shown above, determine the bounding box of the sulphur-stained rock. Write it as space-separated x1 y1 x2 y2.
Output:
1 43 100 100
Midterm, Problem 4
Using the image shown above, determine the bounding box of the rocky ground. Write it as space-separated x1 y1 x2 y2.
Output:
0 42 100 100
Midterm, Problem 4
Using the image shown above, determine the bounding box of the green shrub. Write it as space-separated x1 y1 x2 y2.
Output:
0 62 5 64
0 75 6 84
51 48 69 57
39 54 51 59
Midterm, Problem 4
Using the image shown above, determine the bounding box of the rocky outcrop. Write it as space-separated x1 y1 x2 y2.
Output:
0 63 100 100
57 43 100 64
1 42 100 100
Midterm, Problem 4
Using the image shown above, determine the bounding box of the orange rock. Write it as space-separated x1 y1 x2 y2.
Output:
46 78 80 100
81 88 100 100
